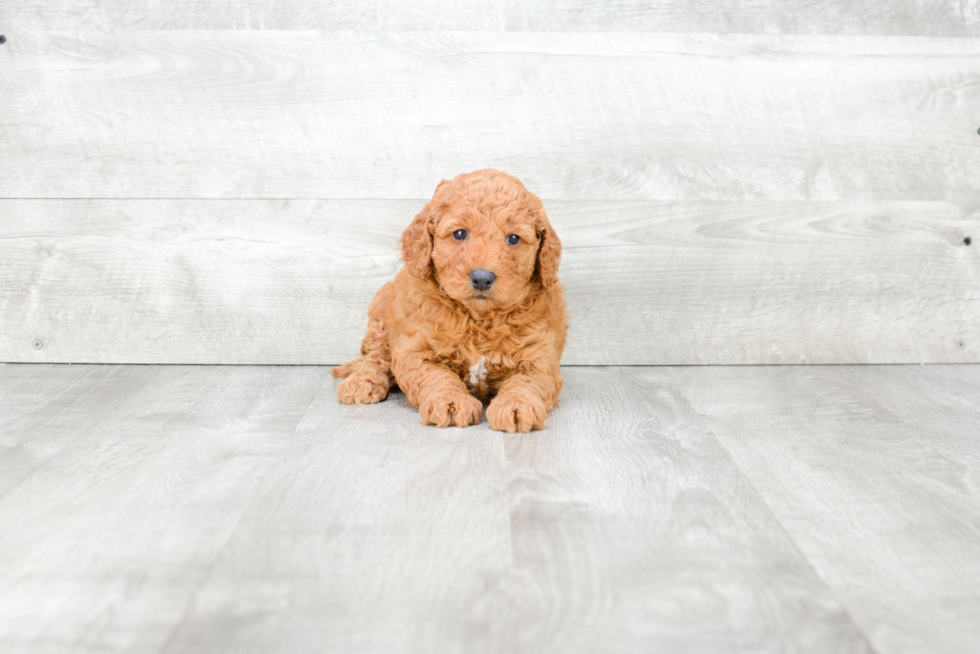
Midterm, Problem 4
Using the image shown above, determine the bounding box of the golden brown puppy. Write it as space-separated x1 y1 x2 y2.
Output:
332 169 567 432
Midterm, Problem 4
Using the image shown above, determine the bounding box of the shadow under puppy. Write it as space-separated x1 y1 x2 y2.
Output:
332 169 568 432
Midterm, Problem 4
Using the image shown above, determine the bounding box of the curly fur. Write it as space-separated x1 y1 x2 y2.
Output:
332 169 568 432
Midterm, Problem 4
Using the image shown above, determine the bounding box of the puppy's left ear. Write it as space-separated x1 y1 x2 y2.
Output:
400 181 447 278
532 196 562 287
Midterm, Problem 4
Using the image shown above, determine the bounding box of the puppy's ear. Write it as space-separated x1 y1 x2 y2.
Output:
400 181 447 278
533 198 562 287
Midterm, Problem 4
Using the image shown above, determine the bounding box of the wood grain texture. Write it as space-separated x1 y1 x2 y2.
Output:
484 368 870 653
848 366 980 470
0 364 327 654
1 31 978 201
1 199 976 365
1 0 978 34
5 363 980 653
141 366 869 654
678 365 980 654
0 363 163 498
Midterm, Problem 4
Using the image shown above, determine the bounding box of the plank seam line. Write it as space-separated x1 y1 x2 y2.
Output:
152 368 331 654
699 420 882 653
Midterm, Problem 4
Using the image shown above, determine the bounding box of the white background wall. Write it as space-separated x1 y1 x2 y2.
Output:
1 2 977 364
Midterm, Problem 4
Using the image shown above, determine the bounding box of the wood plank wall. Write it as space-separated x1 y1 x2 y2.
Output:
1 3 978 365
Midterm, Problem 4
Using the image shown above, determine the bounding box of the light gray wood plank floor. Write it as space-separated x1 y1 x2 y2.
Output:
1 364 978 653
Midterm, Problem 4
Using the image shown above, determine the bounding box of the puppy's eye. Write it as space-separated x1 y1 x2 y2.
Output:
453 229 467 241
506 234 521 245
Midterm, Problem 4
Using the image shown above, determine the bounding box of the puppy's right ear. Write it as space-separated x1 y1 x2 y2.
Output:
400 181 447 278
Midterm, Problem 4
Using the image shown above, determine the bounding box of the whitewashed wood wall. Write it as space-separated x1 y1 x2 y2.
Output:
1 2 978 365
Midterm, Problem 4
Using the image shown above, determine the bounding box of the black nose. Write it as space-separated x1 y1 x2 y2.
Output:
470 269 496 292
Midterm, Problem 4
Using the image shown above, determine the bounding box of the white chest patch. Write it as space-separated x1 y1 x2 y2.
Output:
468 356 488 386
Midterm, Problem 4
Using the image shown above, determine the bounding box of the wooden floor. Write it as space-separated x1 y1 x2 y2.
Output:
1 364 978 654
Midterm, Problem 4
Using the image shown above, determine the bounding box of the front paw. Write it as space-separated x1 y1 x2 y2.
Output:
419 391 483 428
336 371 389 405
487 394 547 433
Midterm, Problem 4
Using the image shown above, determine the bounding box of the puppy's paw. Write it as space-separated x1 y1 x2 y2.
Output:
336 371 389 405
487 394 547 433
419 391 483 428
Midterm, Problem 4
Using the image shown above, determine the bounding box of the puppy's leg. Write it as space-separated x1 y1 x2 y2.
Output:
487 367 563 433
333 283 394 405
394 359 483 428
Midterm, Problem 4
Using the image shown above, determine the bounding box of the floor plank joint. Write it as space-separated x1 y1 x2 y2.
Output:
2 364 977 653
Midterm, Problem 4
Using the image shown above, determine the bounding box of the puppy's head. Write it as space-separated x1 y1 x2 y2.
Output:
401 169 561 313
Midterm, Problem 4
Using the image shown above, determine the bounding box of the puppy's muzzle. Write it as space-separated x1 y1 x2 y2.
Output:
470 269 496 292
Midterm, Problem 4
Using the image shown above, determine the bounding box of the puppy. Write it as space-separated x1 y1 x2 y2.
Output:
332 169 567 432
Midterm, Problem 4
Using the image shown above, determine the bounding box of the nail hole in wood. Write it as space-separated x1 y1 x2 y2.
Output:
0 36 6 45
966 237 973 246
